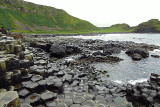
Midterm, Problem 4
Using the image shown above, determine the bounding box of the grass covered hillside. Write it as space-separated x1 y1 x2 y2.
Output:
0 0 100 33
105 24 135 33
134 19 160 33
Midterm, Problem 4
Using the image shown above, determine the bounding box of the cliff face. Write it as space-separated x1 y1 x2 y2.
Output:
0 0 100 32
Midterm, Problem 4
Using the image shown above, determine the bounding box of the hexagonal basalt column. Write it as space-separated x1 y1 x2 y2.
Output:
14 45 23 53
25 93 40 106
0 59 6 72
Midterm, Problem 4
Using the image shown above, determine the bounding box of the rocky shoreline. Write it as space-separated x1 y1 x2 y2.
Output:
0 33 160 107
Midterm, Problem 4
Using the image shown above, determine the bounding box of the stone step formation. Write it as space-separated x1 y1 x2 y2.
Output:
0 33 160 107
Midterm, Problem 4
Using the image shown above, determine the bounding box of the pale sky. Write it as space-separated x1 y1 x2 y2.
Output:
24 0 160 27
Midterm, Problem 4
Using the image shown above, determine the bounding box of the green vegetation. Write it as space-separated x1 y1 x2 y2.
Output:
134 19 160 33
105 24 135 33
0 0 100 33
0 0 160 34
106 75 110 77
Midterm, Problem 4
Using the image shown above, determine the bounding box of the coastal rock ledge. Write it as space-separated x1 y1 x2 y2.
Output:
0 33 160 107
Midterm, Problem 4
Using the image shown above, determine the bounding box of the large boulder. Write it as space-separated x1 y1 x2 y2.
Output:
50 44 81 58
50 44 67 58
0 91 20 107
125 49 149 60
132 54 142 61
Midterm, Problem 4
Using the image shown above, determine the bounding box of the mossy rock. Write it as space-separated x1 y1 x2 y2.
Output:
6 44 15 53
0 59 6 72
0 91 20 107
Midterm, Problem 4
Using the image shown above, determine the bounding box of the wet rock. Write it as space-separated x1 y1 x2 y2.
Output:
73 96 85 104
132 54 142 60
0 91 20 107
136 83 145 91
92 51 105 56
126 48 149 60
25 93 40 106
151 55 160 58
103 47 121 55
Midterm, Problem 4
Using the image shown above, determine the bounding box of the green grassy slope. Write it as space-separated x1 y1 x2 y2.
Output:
0 0 100 33
134 19 160 33
105 24 135 33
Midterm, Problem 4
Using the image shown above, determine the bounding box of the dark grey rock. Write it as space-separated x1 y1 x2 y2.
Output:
92 51 105 56
18 88 30 98
50 44 67 58
40 90 57 102
103 47 121 55
31 75 43 82
151 55 160 58
25 82 39 92
21 74 32 81
126 48 149 60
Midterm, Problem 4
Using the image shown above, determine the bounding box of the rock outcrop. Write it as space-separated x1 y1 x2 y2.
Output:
125 48 149 60
0 91 20 107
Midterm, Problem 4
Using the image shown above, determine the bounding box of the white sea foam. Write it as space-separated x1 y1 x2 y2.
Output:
113 80 123 84
128 78 148 85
